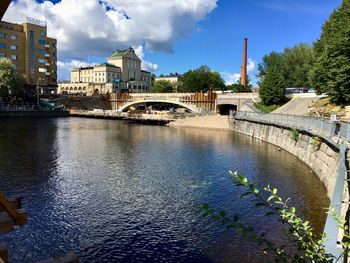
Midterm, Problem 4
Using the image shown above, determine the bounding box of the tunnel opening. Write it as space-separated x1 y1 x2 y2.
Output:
217 104 237 115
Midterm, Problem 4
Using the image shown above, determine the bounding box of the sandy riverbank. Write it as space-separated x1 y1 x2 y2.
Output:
168 115 230 130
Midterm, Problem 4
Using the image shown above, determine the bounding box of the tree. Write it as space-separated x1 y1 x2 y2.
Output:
310 0 350 105
258 44 313 88
181 65 226 92
152 80 174 93
259 67 286 105
258 52 284 85
227 75 253 92
283 44 314 88
0 58 24 97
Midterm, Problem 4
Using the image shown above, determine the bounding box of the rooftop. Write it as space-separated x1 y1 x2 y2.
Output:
109 47 140 60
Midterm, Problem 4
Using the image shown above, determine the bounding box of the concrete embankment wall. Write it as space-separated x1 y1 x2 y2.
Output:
230 119 340 198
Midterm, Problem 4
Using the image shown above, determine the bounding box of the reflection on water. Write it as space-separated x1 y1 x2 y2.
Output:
0 118 329 262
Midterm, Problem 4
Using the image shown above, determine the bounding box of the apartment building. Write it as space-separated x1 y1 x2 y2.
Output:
58 47 152 95
0 19 57 93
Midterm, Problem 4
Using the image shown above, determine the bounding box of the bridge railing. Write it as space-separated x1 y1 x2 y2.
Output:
234 111 350 141
233 110 349 260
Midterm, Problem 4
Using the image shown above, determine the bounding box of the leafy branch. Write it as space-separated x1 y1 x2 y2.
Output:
201 171 335 262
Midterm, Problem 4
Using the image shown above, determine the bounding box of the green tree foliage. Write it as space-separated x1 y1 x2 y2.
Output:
152 80 174 93
283 44 314 88
259 67 286 105
181 65 226 92
310 0 350 105
0 58 24 97
258 52 284 85
227 75 253 93
258 45 314 88
258 44 314 106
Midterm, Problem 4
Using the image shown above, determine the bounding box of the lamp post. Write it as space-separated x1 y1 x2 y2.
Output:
36 80 40 107
36 77 43 108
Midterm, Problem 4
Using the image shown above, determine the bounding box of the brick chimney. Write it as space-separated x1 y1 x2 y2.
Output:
240 38 248 86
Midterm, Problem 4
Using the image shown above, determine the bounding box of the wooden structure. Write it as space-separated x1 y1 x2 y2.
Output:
0 193 78 263
106 92 131 110
0 194 27 233
0 193 27 263
0 0 11 21
181 90 216 112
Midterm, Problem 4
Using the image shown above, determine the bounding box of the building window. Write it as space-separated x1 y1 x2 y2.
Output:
0 43 6 48
0 52 5 58
10 45 17 50
38 68 46 73
10 35 17 40
52 43 56 48
38 39 45 46
10 55 17 60
38 58 45 63
40 31 46 36
52 52 56 57
38 49 45 55
0 33 5 39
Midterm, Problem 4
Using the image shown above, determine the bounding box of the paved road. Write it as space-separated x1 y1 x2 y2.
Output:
273 97 320 115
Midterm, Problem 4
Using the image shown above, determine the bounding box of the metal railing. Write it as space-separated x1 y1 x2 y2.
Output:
234 111 350 141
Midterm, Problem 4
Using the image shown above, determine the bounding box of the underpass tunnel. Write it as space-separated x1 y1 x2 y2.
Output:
217 104 237 115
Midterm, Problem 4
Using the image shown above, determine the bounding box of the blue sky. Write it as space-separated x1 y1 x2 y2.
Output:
5 0 342 84
144 0 341 84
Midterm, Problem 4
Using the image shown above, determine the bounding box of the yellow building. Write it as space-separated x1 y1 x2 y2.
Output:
58 47 152 95
0 19 57 93
155 74 182 83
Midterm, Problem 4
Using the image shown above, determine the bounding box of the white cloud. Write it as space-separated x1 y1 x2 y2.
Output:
222 72 241 85
4 0 217 79
222 57 256 85
247 58 255 73
133 45 159 72
57 59 90 80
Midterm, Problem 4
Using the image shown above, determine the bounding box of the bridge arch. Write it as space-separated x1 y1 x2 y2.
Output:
117 100 199 113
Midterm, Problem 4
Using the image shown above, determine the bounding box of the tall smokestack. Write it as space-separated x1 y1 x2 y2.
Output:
240 37 248 86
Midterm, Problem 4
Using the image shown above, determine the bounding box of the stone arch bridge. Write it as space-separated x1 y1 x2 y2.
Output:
108 92 260 114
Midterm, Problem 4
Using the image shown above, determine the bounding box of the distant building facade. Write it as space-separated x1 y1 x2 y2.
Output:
0 20 57 93
154 73 182 92
155 73 182 83
58 47 152 95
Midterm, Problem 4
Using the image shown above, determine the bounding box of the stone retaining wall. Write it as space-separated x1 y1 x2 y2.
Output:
230 119 340 198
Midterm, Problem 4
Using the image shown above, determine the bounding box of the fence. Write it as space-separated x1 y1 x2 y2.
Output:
234 111 350 141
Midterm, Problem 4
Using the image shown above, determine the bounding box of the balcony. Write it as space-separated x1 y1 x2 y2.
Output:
45 72 50 76
45 44 50 48
45 62 50 66
45 53 50 57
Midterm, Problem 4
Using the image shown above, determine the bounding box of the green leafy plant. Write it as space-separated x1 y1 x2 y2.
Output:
310 136 322 151
201 171 341 262
291 129 300 142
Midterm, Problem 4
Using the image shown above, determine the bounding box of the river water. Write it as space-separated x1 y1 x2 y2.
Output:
0 118 329 262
